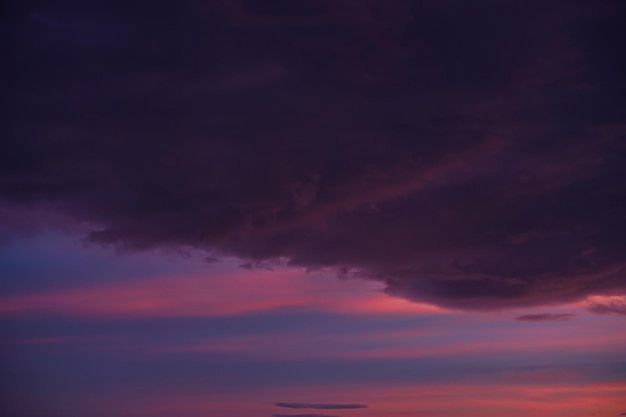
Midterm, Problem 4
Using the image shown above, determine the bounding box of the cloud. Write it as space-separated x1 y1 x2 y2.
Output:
515 313 575 322
2 0 626 311
0 260 445 318
273 415 338 417
276 403 367 410
587 297 626 316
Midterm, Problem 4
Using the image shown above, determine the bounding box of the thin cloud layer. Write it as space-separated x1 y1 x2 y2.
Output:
587 297 626 316
515 313 576 322
276 403 367 410
2 0 626 310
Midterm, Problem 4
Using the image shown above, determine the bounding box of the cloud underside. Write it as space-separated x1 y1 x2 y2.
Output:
2 0 625 310
276 403 367 410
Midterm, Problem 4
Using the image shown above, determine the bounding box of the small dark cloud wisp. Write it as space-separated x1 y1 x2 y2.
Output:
273 414 339 417
276 403 367 410
515 313 576 322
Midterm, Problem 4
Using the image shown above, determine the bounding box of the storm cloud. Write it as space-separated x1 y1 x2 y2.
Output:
2 0 625 310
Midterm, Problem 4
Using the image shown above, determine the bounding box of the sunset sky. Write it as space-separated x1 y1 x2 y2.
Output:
2 1 625 416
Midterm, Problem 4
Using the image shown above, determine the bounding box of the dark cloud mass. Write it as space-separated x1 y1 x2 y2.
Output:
515 313 575 322
276 403 367 410
2 0 626 310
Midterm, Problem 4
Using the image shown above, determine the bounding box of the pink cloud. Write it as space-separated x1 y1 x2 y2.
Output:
0 265 443 318
586 295 626 316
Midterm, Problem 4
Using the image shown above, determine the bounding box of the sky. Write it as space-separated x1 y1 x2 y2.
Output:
1 1 625 416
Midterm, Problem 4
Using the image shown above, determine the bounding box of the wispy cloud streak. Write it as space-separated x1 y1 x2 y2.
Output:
515 313 575 322
276 403 367 410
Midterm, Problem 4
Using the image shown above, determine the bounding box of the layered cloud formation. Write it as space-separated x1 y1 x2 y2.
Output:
3 0 625 310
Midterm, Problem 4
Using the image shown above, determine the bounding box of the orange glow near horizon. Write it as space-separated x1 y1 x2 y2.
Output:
78 382 626 417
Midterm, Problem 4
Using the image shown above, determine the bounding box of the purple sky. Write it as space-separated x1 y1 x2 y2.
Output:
2 1 625 416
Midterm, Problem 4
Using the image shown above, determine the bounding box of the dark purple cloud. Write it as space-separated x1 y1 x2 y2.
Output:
2 0 626 310
515 313 575 322
276 403 367 410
